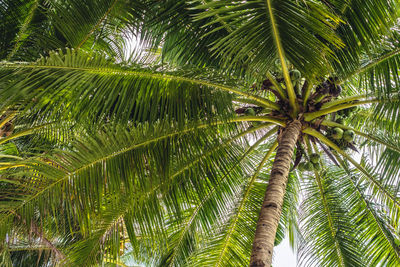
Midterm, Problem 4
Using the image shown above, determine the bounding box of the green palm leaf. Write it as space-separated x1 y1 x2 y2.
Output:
194 0 342 78
328 161 400 266
2 1 400 266
0 49 280 126
299 168 365 266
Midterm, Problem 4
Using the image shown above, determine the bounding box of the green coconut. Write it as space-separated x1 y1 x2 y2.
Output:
332 127 344 140
310 153 321 164
343 108 352 116
304 162 314 171
313 162 322 171
245 108 256 116
343 130 355 142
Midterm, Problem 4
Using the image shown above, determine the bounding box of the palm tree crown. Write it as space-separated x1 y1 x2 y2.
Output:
0 0 400 266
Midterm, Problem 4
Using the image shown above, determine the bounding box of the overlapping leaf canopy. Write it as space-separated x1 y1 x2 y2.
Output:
0 0 400 266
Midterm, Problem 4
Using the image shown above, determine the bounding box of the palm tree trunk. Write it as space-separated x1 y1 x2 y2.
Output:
249 120 302 267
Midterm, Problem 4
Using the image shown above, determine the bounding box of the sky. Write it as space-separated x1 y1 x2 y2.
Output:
274 238 297 267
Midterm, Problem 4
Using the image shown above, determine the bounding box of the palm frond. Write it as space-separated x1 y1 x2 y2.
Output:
299 168 365 267
371 97 400 133
329 159 400 265
331 0 399 76
305 128 400 214
3 0 40 60
186 143 277 266
0 0 40 60
140 0 235 71
49 0 143 50
0 0 69 61
0 49 281 126
149 128 278 267
66 201 127 266
1 118 275 266
194 0 342 78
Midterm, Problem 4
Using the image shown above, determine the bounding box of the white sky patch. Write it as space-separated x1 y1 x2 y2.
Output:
274 238 297 266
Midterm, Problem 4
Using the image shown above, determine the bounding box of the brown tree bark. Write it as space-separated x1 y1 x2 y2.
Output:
249 120 302 267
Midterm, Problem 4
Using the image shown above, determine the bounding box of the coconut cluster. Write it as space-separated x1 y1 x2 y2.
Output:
325 107 358 150
298 153 321 172
327 126 355 150
238 62 344 120
234 64 360 173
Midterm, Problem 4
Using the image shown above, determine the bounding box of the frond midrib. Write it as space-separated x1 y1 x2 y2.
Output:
1 62 278 109
6 0 40 60
164 127 277 266
342 47 400 82
304 128 400 209
215 141 278 266
76 0 119 49
264 0 297 114
334 155 400 260
0 118 269 224
139 123 271 213
314 170 345 267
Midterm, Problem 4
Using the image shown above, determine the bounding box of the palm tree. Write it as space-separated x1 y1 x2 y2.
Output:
0 0 400 266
